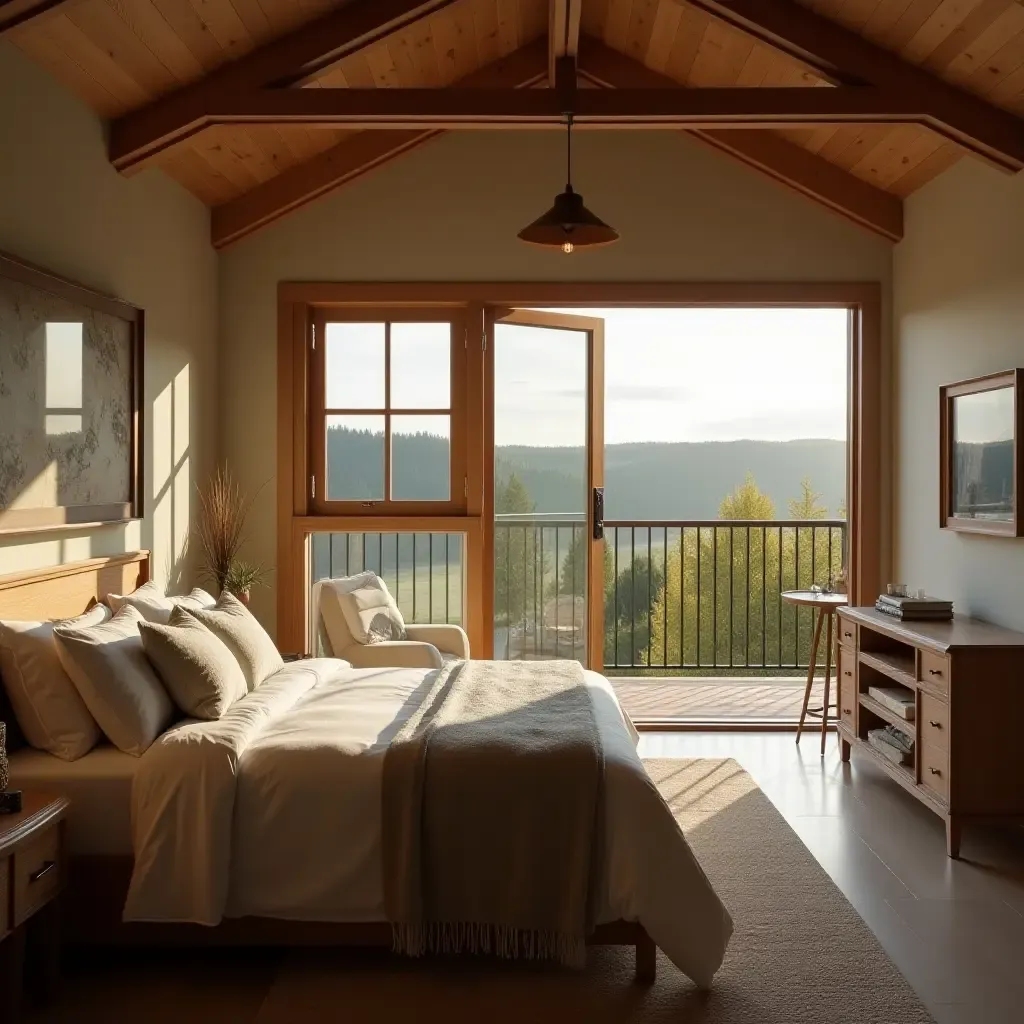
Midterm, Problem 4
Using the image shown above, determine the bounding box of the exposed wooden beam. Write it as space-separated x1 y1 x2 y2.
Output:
683 0 1024 172
0 0 70 33
548 0 582 86
578 37 902 242
151 85 938 131
211 40 548 249
109 0 457 172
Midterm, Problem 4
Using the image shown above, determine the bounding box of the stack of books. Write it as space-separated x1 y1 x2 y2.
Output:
874 594 953 621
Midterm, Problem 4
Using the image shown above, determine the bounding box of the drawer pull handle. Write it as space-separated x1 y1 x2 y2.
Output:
843 631 853 639
929 720 943 729
928 767 942 776
843 708 851 715
928 669 943 676
29 860 56 884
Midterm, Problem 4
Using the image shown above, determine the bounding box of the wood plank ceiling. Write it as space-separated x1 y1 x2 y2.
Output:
8 0 1024 240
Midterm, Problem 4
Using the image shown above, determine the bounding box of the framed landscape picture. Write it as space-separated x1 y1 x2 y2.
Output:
0 252 144 535
940 369 1022 537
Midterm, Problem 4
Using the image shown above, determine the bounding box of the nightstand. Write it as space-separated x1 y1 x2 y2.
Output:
0 793 69 1023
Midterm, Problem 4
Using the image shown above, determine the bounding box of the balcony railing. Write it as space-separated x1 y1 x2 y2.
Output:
495 516 846 672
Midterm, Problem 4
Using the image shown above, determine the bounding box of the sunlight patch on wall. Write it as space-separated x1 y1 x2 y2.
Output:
44 322 83 435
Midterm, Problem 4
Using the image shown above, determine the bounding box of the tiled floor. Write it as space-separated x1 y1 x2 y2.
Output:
611 676 824 721
638 731 1024 1024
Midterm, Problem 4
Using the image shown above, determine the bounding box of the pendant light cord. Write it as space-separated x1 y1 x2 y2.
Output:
566 112 573 190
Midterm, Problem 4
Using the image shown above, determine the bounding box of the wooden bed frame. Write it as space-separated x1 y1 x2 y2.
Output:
0 552 658 982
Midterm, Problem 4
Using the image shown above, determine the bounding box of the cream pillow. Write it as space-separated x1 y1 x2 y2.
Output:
0 604 109 760
107 580 217 625
53 605 175 756
336 573 407 645
140 607 247 720
183 592 283 692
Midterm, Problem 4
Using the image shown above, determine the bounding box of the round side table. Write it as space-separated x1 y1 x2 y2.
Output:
782 591 848 756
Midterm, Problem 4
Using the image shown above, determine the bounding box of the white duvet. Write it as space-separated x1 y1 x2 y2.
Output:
125 658 732 986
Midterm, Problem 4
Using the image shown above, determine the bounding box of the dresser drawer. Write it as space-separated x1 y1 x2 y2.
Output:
838 620 857 648
919 651 949 694
920 693 949 753
13 823 63 927
838 645 857 729
920 741 949 804
0 855 9 938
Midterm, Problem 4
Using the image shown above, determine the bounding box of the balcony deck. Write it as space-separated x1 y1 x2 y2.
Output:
610 675 824 723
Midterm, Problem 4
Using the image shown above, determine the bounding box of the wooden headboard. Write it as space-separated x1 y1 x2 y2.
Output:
0 551 150 622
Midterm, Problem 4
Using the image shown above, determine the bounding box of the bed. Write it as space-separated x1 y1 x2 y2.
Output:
0 552 732 987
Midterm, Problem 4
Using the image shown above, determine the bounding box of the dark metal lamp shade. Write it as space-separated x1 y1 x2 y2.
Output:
517 186 619 252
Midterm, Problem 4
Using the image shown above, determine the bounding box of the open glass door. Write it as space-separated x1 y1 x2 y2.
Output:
489 309 604 668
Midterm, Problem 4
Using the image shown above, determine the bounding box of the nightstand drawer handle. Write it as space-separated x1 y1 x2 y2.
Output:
29 860 56 884
843 708 851 715
843 669 852 677
929 720 943 729
928 668 943 676
843 631 853 639
928 767 942 776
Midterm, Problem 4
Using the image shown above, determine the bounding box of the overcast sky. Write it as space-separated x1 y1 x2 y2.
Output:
495 307 849 447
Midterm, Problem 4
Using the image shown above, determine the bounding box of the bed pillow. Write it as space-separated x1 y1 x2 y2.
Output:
334 573 407 645
183 592 282 692
0 603 110 760
53 604 175 756
140 607 247 720
107 580 217 625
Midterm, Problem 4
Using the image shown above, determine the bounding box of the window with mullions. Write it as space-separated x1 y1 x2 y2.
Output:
312 313 464 511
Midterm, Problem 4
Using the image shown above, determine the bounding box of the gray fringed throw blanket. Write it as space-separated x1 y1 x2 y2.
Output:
382 659 605 968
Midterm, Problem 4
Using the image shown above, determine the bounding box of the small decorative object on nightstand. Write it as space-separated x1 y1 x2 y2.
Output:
0 792 69 1022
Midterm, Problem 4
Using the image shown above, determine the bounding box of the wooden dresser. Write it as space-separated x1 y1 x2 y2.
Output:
837 607 1024 858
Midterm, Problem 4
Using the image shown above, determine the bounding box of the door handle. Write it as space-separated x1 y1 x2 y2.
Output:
593 487 604 540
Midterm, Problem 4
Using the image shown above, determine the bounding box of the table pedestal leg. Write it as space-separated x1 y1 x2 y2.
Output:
821 611 833 757
796 608 824 745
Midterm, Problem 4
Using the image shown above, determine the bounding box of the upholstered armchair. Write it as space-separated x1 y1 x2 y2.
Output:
312 577 470 670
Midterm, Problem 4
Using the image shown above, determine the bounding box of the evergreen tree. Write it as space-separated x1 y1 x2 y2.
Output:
788 477 829 519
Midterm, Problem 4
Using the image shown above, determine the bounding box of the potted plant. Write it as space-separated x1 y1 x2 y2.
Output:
195 466 269 605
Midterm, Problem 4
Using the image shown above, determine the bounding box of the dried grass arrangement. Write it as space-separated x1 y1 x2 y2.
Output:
196 466 268 600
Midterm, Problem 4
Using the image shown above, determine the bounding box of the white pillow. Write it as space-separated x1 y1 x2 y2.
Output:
335 573 407 645
183 592 283 692
0 604 110 760
107 580 217 625
140 607 247 720
53 605 175 756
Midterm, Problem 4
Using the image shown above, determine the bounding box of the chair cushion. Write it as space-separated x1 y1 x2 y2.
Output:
182 592 283 691
53 605 176 757
140 607 247 720
320 572 407 647
0 604 110 760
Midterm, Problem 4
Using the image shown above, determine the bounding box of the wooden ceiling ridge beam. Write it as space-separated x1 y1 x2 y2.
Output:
210 39 549 250
0 0 72 34
158 84 949 130
682 0 1024 172
548 0 583 86
576 37 902 243
108 0 458 173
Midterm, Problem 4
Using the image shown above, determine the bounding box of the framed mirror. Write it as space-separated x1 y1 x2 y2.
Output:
940 369 1022 537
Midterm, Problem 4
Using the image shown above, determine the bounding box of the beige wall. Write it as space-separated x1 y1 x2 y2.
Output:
894 158 1024 632
0 42 218 591
219 129 893 632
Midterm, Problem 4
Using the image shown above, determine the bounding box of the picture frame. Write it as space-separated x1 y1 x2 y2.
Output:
940 369 1022 537
0 251 144 536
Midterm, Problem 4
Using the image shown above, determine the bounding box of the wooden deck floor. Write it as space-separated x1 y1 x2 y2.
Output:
609 676 826 721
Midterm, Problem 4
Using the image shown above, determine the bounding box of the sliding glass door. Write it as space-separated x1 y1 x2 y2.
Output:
489 310 604 668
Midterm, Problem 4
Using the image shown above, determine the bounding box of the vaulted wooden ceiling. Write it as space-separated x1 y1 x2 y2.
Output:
6 0 1024 247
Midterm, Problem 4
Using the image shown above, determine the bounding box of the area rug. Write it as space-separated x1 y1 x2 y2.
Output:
251 758 934 1023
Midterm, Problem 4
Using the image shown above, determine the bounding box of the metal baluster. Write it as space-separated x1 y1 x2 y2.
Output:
522 523 528 656
696 527 702 669
663 527 669 668
630 527 636 667
713 527 718 668
429 534 434 622
778 527 783 668
761 525 767 670
445 534 450 623
536 526 542 657
745 526 750 668
679 528 685 669
571 523 577 663
554 528 560 660
505 526 511 658
613 528 619 669
729 526 734 670
412 534 417 622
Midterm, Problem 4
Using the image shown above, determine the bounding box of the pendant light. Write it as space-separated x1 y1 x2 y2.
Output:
517 114 619 253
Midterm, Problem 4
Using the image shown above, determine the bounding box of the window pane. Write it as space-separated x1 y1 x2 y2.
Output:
325 323 384 409
326 415 384 500
391 415 450 501
390 322 451 410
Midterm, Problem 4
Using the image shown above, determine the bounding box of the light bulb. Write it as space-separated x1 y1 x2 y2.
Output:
562 241 574 254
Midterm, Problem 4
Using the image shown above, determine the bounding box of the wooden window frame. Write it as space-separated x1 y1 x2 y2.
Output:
278 283 883 671
309 306 469 516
